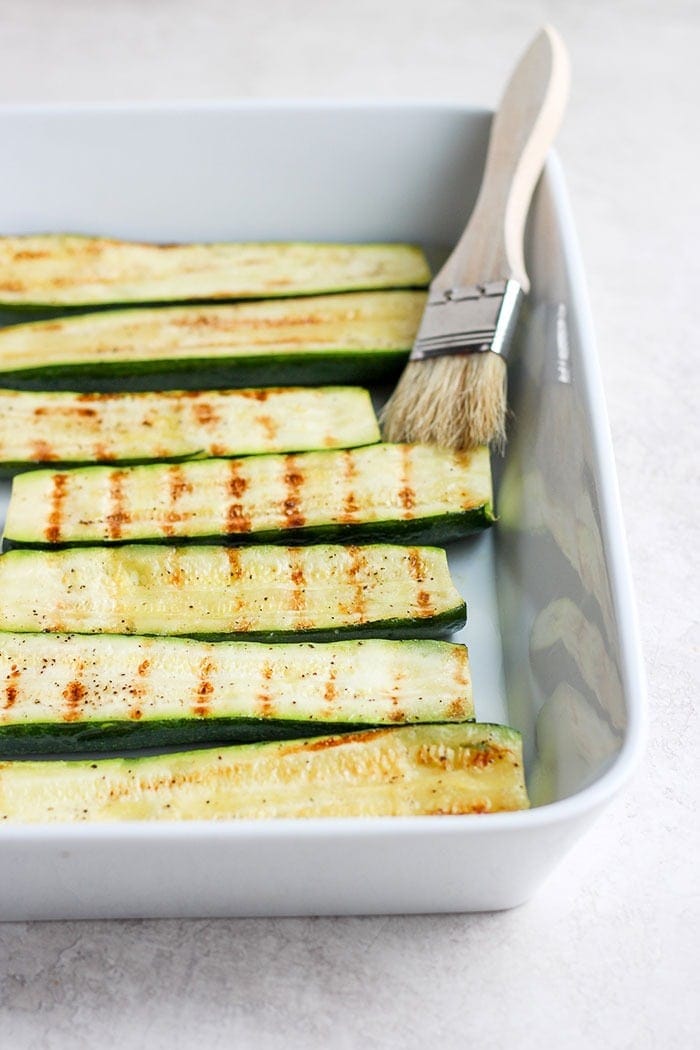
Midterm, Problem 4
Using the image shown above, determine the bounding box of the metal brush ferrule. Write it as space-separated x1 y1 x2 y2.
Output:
409 278 523 362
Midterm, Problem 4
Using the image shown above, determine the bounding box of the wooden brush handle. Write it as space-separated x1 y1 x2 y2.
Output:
435 25 570 294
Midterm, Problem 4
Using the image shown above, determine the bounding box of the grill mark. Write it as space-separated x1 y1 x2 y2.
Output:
257 661 274 717
169 465 192 502
45 472 69 543
93 444 116 461
62 679 87 722
406 547 424 582
451 646 469 688
388 667 406 716
398 446 416 518
289 548 307 614
192 400 220 427
225 547 243 580
226 461 251 533
294 728 386 753
30 440 58 462
282 455 306 528
406 547 435 617
129 658 151 720
162 465 193 537
346 546 368 621
13 248 49 261
107 469 130 540
193 657 215 718
322 665 338 716
3 664 21 711
446 698 467 719
417 742 507 770
168 551 185 588
341 450 359 523
255 414 279 442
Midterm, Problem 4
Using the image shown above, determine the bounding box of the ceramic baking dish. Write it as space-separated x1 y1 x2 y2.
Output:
0 102 645 918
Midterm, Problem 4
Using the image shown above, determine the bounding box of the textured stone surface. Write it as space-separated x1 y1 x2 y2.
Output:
0 1 698 1047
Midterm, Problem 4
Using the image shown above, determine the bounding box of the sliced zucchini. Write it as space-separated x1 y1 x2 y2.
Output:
0 723 529 821
0 236 430 308
0 291 426 390
3 443 493 549
0 543 466 640
0 633 474 754
0 386 379 473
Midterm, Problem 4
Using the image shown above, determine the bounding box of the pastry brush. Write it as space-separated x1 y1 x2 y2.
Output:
381 26 570 451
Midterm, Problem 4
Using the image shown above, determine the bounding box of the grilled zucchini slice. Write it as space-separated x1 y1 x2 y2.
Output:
0 723 529 821
0 236 430 307
0 633 473 754
3 444 493 549
0 386 379 472
0 291 425 390
0 543 466 640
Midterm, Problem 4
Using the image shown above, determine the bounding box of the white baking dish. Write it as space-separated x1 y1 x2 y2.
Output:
0 102 645 918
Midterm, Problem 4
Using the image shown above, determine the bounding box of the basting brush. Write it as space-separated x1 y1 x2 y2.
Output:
381 26 570 452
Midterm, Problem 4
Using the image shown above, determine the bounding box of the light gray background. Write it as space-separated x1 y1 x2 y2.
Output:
0 1 697 1047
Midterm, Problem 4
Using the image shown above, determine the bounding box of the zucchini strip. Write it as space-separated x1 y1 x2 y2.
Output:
0 544 466 640
0 291 426 390
0 723 529 821
0 386 379 472
0 633 473 755
0 237 430 308
3 444 494 549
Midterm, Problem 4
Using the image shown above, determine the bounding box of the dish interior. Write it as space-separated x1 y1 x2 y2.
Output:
0 105 628 808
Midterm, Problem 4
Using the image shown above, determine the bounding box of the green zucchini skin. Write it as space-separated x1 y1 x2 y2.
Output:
0 716 446 756
3 444 494 549
0 544 466 640
0 386 380 474
0 633 474 756
0 351 410 393
0 237 431 308
2 511 494 552
0 723 529 821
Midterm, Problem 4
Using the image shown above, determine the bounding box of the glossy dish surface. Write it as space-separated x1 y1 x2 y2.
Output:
0 101 645 918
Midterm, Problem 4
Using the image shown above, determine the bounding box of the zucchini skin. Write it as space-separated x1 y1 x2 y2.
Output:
0 716 460 757
2 511 494 552
0 352 409 393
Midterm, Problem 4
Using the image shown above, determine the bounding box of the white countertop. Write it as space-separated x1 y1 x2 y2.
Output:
0 1 697 1047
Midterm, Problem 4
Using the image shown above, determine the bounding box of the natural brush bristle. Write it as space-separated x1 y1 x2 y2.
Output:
380 353 507 452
